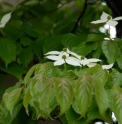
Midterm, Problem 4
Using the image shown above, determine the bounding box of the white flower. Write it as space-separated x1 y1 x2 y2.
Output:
0 12 12 28
80 58 101 67
102 63 114 69
45 52 81 66
91 12 122 27
71 53 101 67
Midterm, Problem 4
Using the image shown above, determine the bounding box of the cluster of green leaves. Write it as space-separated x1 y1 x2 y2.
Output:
0 0 108 78
1 0 122 124
2 62 122 124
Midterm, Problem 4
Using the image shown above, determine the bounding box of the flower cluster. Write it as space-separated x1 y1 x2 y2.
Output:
45 48 113 70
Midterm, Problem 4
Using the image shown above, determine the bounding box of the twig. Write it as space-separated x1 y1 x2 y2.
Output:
71 0 88 33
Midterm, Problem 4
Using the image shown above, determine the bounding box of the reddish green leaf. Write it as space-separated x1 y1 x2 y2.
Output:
113 88 122 124
23 86 31 115
102 40 120 63
112 69 122 87
94 79 108 118
5 88 22 115
93 68 108 86
54 78 74 115
75 75 93 117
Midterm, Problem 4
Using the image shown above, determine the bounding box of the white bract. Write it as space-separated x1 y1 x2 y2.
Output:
102 63 114 69
71 53 101 67
91 12 122 27
0 12 12 28
45 52 81 66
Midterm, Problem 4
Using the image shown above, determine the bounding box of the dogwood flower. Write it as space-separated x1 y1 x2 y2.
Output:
81 58 101 67
70 54 101 67
0 12 12 28
102 63 114 69
91 12 122 27
45 52 81 66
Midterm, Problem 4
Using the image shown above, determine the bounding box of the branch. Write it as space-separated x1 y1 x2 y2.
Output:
71 0 88 33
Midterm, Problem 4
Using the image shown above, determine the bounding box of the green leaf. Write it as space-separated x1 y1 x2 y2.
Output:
19 46 34 67
113 88 122 124
72 99 80 114
86 101 101 123
53 14 76 33
65 107 86 124
112 69 122 87
72 41 97 56
117 54 122 70
92 44 102 58
0 103 22 124
32 36 46 59
106 89 114 110
24 64 37 84
102 40 120 63
43 36 63 53
75 75 93 117
5 88 22 115
20 36 32 47
0 39 17 67
54 78 74 115
34 63 48 75
23 86 31 115
94 79 108 118
21 22 39 38
38 79 57 117
93 68 108 86
0 63 25 78
29 74 49 118
87 34 105 42
62 33 79 49
3 25 22 41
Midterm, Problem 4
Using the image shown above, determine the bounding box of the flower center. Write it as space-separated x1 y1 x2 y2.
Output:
63 48 67 52
107 16 111 20
81 56 85 60
62 55 66 59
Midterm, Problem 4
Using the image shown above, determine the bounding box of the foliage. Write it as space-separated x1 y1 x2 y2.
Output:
0 0 122 124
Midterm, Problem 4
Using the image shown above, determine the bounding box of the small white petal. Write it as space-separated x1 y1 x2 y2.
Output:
107 20 118 27
0 23 5 28
102 63 114 69
91 20 106 24
66 59 81 66
88 58 101 62
54 60 65 66
80 58 89 66
59 52 69 58
66 48 81 59
46 55 60 61
45 51 61 55
68 56 79 61
71 52 81 59
100 12 110 20
66 48 72 54
0 12 12 28
113 16 122 21
87 63 97 67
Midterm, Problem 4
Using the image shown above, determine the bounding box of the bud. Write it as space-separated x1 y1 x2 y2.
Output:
62 55 66 59
63 48 67 52
81 56 85 60
107 16 111 20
